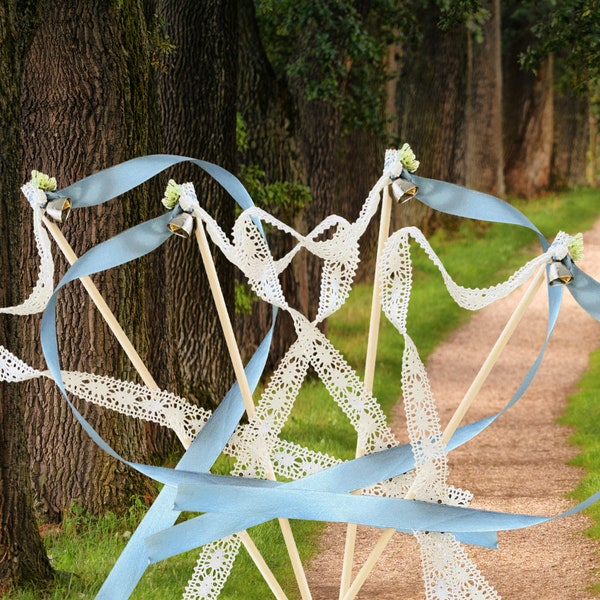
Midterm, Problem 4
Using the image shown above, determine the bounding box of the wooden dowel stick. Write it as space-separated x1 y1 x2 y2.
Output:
238 531 289 600
44 216 288 598
341 264 548 600
194 219 312 600
339 183 393 598
43 216 160 396
440 264 546 445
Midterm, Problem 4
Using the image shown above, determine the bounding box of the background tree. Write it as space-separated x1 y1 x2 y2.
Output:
395 5 469 232
0 0 53 591
19 0 157 520
156 0 238 412
518 0 598 189
465 0 504 196
236 0 310 367
502 2 555 198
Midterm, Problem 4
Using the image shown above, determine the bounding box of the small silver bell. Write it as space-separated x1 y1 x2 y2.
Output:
168 211 194 239
547 261 573 286
45 198 71 222
390 178 418 203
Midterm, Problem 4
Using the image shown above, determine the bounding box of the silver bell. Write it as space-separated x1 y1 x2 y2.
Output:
168 212 194 239
390 178 418 203
45 198 71 222
547 261 573 286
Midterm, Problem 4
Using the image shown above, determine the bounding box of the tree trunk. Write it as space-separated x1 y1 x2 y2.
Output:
336 128 384 282
466 0 504 196
0 0 53 590
552 90 590 188
236 0 309 368
589 111 599 187
20 0 155 521
395 8 468 232
157 0 237 411
503 17 554 199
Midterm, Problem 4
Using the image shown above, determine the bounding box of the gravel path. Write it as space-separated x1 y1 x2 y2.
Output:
306 218 600 599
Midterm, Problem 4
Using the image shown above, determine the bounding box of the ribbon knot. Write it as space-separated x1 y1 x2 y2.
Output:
179 182 201 214
21 181 47 210
549 231 571 261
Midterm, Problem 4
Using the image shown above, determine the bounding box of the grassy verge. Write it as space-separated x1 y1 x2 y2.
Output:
560 347 600 594
7 187 600 599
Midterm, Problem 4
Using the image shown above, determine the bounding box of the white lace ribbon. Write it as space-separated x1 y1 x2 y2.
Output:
0 183 55 315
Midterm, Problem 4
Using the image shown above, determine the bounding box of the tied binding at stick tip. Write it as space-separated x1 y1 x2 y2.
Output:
164 180 198 239
385 144 420 203
24 170 71 223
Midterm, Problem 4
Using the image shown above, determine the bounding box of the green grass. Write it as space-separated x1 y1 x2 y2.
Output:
560 347 600 593
7 187 600 598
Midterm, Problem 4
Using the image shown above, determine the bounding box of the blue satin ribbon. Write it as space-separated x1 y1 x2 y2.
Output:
411 172 600 322
172 479 600 539
97 321 274 599
47 154 255 211
410 174 548 251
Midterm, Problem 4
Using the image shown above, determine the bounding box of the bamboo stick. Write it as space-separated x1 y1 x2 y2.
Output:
42 217 161 397
43 215 289 600
193 218 312 600
338 183 394 598
238 531 290 600
341 264 548 600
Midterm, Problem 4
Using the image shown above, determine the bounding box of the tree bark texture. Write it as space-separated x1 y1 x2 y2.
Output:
335 128 384 283
0 0 54 590
552 90 590 188
395 8 468 233
157 0 237 411
20 0 155 521
466 0 504 196
503 21 554 199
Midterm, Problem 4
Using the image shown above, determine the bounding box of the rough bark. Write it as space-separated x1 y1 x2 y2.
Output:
503 18 554 199
395 8 468 232
336 128 384 282
157 0 237 411
0 0 54 590
20 0 154 521
552 90 590 188
466 0 504 196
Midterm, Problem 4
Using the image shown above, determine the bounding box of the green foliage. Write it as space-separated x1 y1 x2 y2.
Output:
236 112 249 152
436 0 490 42
236 114 311 219
235 282 256 315
254 0 403 132
519 0 600 92
254 0 496 135
239 164 311 219
148 13 176 73
560 348 600 545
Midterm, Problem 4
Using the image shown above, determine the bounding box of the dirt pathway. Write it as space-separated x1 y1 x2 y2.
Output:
306 218 600 599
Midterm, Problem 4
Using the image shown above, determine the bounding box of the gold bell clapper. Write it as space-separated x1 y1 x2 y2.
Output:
45 198 71 223
390 177 418 203
168 211 194 239
547 260 573 286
